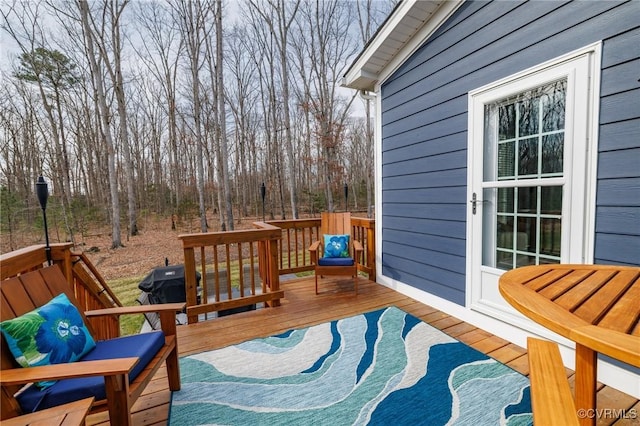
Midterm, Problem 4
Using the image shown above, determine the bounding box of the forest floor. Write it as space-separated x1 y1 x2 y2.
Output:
1 212 268 281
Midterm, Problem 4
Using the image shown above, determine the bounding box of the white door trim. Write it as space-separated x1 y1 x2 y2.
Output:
465 42 601 322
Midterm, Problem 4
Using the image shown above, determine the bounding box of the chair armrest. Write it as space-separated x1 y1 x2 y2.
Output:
85 303 186 317
527 337 578 426
309 240 322 264
86 303 184 338
1 397 94 426
0 358 139 386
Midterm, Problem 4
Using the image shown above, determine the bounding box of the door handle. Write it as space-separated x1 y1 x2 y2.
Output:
470 193 483 214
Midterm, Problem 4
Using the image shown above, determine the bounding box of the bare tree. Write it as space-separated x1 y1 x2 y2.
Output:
226 23 260 219
215 0 233 230
1 0 395 244
77 0 122 248
171 0 213 232
293 0 359 212
134 1 184 212
247 0 300 219
1 1 79 241
81 0 137 238
203 0 233 230
243 3 286 219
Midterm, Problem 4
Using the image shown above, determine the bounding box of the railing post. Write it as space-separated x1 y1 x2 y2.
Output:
183 247 199 324
266 238 280 307
367 224 376 281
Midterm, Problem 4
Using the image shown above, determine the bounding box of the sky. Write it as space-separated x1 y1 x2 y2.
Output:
0 0 374 116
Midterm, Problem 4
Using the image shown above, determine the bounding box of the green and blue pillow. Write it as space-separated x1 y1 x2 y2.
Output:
323 234 350 258
0 293 96 388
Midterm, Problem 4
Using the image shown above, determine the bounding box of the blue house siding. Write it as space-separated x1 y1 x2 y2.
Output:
594 25 640 266
379 0 640 304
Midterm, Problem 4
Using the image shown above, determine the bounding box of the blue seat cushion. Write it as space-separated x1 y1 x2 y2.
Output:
17 331 165 413
318 257 354 267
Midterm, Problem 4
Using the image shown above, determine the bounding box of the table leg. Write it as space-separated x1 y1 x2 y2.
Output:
575 344 597 426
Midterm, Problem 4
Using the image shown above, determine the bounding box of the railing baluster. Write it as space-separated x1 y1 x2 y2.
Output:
213 246 220 303
238 242 244 298
225 244 232 299
250 242 256 295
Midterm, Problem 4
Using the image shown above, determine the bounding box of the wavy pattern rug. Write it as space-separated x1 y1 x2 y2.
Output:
170 306 532 425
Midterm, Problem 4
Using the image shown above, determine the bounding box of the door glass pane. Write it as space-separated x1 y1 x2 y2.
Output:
482 79 566 271
519 96 539 137
541 81 566 132
498 141 515 178
487 187 563 270
497 216 514 249
517 217 537 251
499 104 516 140
496 251 513 270
540 218 562 257
518 138 539 177
516 254 537 267
542 133 563 174
540 186 562 214
497 188 514 213
517 187 537 213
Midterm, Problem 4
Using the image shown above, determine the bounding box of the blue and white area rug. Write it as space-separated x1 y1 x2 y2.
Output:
170 306 532 425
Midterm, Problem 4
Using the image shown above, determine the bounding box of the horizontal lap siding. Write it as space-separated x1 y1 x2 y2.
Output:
595 24 640 266
379 0 640 304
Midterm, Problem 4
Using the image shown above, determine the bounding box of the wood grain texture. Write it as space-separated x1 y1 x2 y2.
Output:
501 264 640 426
527 338 579 426
77 275 639 425
1 397 94 426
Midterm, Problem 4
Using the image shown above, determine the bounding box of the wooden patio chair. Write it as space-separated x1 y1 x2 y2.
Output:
1 397 94 426
527 337 579 426
309 212 363 295
0 265 184 425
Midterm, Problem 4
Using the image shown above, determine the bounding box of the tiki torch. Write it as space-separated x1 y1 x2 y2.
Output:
36 176 52 265
260 182 266 222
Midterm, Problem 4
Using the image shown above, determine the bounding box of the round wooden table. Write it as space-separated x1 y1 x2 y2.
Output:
499 264 640 426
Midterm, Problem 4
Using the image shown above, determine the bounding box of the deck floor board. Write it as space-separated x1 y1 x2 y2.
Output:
85 276 638 426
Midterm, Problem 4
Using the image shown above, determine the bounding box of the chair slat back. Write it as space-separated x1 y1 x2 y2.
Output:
321 212 351 239
1 266 94 370
0 266 73 417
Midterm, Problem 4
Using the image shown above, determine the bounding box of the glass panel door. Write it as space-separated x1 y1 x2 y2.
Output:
482 80 566 271
467 44 598 327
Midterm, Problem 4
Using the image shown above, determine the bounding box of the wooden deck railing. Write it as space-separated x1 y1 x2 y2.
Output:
179 223 284 324
264 216 375 280
1 215 375 328
263 219 320 275
0 243 122 338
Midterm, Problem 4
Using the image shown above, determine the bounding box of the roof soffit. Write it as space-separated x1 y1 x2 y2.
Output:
343 0 465 91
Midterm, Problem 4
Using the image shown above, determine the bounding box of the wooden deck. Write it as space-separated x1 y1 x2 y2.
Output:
87 276 640 426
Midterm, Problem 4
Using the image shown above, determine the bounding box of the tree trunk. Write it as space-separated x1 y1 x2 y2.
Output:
109 0 138 237
216 0 234 230
78 0 121 248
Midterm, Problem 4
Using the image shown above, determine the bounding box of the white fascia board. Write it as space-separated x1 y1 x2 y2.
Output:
374 0 464 89
343 0 464 91
343 0 426 90
340 69 379 91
